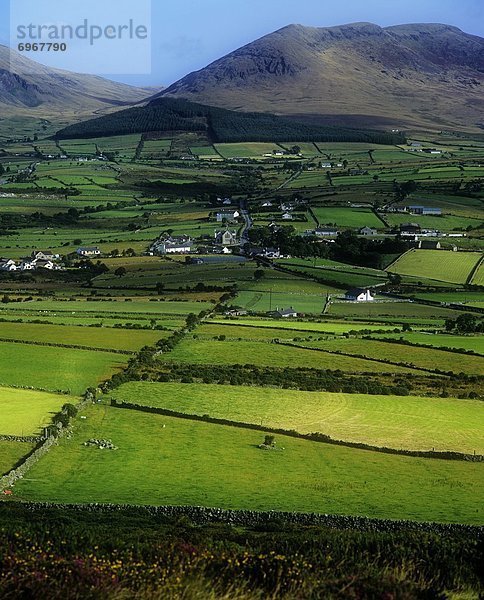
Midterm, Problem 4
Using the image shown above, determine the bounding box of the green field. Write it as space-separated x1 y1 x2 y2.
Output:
376 332 484 354
208 318 398 334
0 442 35 475
111 382 484 453
13 405 484 524
470 259 484 285
163 339 421 374
296 338 484 375
0 322 164 352
387 250 481 284
0 387 68 436
312 207 384 228
214 142 284 158
0 342 125 394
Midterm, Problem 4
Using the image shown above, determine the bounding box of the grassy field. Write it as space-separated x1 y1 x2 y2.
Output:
0 387 68 436
0 342 125 394
13 405 484 524
214 142 283 158
162 339 421 374
328 301 464 322
0 322 164 352
470 259 484 285
111 382 484 454
387 250 481 284
0 442 35 475
208 318 398 334
312 207 384 228
375 332 484 354
296 338 484 375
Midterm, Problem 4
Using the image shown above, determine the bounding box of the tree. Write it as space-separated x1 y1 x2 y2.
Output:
114 267 127 277
254 269 265 281
155 282 165 295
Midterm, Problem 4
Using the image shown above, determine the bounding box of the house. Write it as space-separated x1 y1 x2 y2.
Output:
320 162 332 168
408 206 442 216
314 227 339 237
359 227 377 236
224 309 248 317
216 210 239 222
0 259 17 271
215 229 238 246
263 247 280 259
18 260 35 271
400 223 421 235
268 307 298 318
34 259 60 270
156 240 193 255
77 247 101 257
261 201 273 207
345 288 374 302
31 250 60 261
281 212 293 220
419 241 441 250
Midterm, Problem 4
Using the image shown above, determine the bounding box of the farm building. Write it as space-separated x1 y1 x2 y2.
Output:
400 223 421 235
31 250 60 261
314 227 339 237
0 258 17 271
419 241 442 250
345 288 374 302
267 307 298 318
156 240 193 255
408 206 442 216
76 247 101 257
359 227 378 236
215 210 240 222
215 229 238 246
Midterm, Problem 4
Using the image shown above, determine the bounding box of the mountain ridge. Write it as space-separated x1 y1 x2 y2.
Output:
157 22 484 131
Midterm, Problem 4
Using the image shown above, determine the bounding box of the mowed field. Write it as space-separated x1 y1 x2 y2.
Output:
295 338 484 375
162 339 422 374
13 405 484 524
0 342 125 394
470 259 484 285
387 250 481 284
0 322 164 352
0 387 68 436
111 382 484 454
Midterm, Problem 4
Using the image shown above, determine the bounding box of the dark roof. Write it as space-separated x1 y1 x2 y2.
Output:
345 288 368 296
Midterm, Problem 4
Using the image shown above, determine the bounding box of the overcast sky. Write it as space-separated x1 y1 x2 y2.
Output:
1 0 483 87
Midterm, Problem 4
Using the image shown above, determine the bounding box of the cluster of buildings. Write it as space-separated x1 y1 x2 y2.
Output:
0 250 62 272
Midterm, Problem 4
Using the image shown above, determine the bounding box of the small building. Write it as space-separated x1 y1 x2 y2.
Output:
400 223 421 235
0 259 17 271
315 227 339 237
156 240 193 255
216 210 240 223
77 247 101 257
224 309 248 317
419 241 441 250
31 250 60 261
268 307 298 318
281 212 293 220
408 206 442 216
359 226 377 236
215 229 238 246
345 288 374 302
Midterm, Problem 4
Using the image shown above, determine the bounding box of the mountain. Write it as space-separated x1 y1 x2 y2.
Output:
54 96 405 145
0 45 155 118
158 22 484 132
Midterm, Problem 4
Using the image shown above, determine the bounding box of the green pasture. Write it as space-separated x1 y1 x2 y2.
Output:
111 382 484 454
387 250 481 284
13 405 484 524
327 301 464 323
312 207 384 228
0 441 35 475
375 332 484 354
208 318 398 334
162 338 421 374
0 387 68 436
295 338 484 375
0 321 163 352
0 342 125 394
214 143 284 158
470 260 484 285
382 212 482 231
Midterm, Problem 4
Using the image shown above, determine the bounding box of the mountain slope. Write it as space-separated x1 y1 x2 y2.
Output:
0 45 154 118
158 22 484 131
54 96 405 145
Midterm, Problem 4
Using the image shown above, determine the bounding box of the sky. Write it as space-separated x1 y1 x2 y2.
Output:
1 0 483 87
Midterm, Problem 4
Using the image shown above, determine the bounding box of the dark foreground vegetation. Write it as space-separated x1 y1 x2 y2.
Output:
0 503 482 599
54 97 406 145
